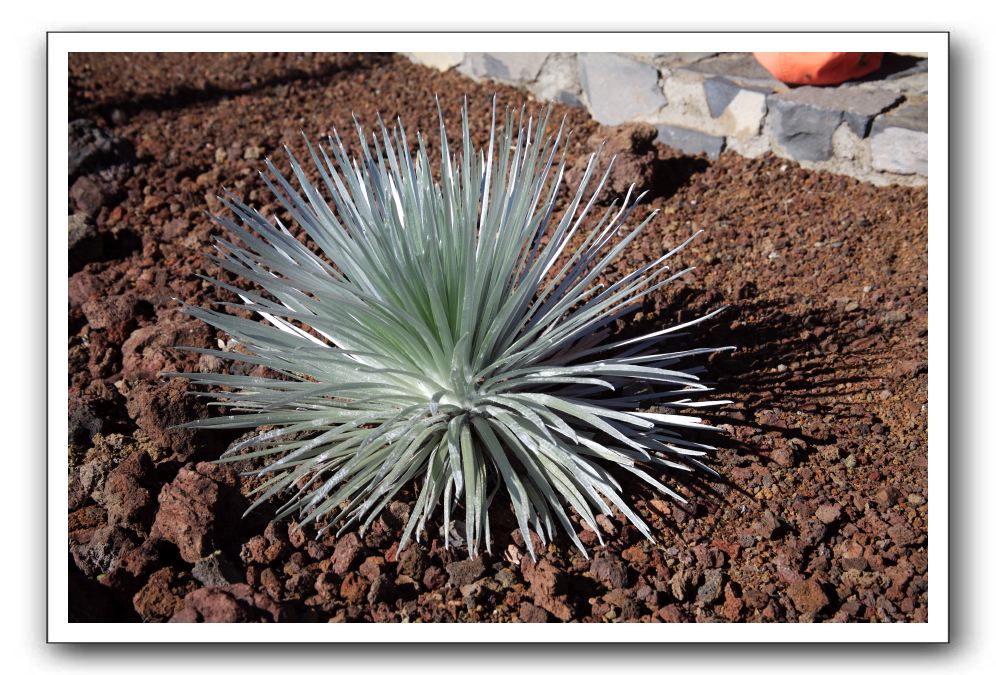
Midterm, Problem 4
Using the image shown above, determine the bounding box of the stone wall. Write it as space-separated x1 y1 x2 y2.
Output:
406 52 927 186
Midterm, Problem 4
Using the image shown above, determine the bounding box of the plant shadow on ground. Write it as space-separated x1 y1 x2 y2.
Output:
580 284 888 542
649 155 710 201
69 53 396 122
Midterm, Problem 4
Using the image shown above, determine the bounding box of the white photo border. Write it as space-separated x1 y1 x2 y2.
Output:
48 31 948 643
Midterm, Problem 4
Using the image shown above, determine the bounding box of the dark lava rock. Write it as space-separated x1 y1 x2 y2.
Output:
696 569 726 605
815 503 842 525
74 447 115 505
68 401 104 453
331 533 364 576
359 555 386 581
287 522 307 548
170 584 286 622
445 557 485 587
604 589 641 620
304 538 328 561
658 604 689 622
494 566 517 589
314 572 337 597
70 524 141 577
842 556 869 572
69 504 106 532
720 584 746 621
259 568 282 599
422 566 446 591
801 520 828 546
100 449 156 530
120 315 213 381
755 509 785 540
887 524 917 547
621 544 649 565
367 575 396 604
125 379 205 460
81 292 150 344
518 602 550 623
151 462 244 563
285 569 318 596
340 572 370 604
521 557 572 621
875 486 902 507
69 387 127 450
590 551 627 589
69 175 108 216
670 569 695 602
68 270 109 309
770 443 796 468
133 566 200 622
243 535 279 565
68 213 105 274
692 543 726 569
786 577 830 616
263 520 289 549
68 118 135 182
104 537 168 594
192 550 244 587
397 545 428 580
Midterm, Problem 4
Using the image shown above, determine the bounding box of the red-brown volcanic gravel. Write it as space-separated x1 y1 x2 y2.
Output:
67 52 928 623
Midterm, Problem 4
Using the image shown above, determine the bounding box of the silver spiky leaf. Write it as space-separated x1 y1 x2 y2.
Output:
172 101 731 559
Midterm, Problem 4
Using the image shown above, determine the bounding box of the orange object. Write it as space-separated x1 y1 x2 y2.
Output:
753 52 883 86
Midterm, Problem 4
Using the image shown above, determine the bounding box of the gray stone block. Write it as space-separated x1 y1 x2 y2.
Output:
578 53 667 125
872 71 929 97
653 53 718 69
683 53 783 90
552 90 583 107
770 86 902 137
769 98 843 162
871 100 927 134
871 127 927 175
704 77 741 118
530 53 583 106
702 76 772 119
870 101 928 175
466 52 548 83
407 53 465 72
655 124 725 159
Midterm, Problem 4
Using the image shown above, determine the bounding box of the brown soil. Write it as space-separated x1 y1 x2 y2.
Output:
67 52 928 623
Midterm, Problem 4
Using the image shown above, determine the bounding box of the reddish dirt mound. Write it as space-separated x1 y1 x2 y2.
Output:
67 53 927 623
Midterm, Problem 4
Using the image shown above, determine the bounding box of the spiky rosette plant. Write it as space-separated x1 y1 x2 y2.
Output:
174 101 731 560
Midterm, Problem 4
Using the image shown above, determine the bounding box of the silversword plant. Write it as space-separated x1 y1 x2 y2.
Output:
175 102 731 559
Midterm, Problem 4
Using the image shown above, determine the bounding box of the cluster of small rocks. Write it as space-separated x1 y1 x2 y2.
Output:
407 52 927 185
